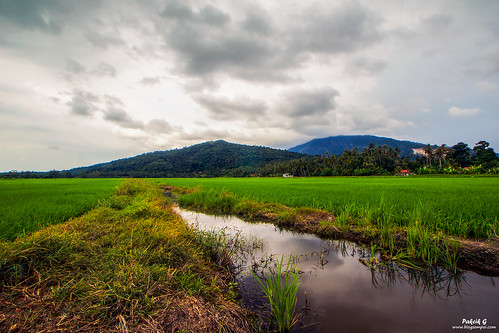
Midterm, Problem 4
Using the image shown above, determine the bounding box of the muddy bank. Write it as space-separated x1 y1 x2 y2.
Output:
257 208 499 276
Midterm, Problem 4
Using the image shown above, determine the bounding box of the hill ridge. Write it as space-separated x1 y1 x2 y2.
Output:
289 135 430 156
70 140 305 178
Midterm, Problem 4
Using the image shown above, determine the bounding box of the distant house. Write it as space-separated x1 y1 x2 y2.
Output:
462 167 472 173
283 173 294 178
400 170 409 176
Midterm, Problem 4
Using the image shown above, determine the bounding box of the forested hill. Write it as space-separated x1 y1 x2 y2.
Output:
289 135 429 156
70 140 305 178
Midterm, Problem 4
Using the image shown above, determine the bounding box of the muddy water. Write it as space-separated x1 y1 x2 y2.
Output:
177 209 499 333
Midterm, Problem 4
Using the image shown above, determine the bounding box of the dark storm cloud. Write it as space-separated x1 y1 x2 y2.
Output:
280 88 340 117
241 7 273 35
0 0 64 34
157 1 383 83
102 107 128 122
160 1 194 20
158 1 301 82
161 1 230 26
100 95 141 129
273 87 340 136
102 106 143 129
66 89 99 116
194 94 268 121
66 91 142 129
164 21 296 81
290 3 383 54
197 5 231 26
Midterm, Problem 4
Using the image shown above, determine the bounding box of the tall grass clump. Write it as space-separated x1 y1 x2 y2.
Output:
406 224 461 272
177 187 238 213
251 255 301 333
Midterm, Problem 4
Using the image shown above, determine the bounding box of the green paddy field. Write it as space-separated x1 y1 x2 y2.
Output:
1 176 498 241
157 176 499 240
0 178 121 241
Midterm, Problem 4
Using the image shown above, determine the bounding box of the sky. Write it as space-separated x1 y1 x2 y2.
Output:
1 0 498 171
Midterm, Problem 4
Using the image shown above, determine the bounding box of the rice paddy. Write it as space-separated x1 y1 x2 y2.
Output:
0 178 122 241
158 176 499 240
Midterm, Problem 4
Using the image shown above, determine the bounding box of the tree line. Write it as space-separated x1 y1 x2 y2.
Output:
258 140 499 177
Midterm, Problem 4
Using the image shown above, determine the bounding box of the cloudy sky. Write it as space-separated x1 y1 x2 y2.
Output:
1 0 498 171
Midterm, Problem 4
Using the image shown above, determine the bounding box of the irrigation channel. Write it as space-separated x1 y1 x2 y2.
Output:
176 208 499 333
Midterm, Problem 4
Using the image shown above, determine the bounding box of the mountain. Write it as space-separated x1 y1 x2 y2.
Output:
70 140 305 178
288 135 430 156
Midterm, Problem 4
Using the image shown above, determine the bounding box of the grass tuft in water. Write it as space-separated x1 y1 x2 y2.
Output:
251 254 301 333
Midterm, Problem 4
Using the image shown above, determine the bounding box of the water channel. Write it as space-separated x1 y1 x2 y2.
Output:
176 208 499 333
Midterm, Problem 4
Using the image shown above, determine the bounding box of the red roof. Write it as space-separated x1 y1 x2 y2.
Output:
400 170 409 173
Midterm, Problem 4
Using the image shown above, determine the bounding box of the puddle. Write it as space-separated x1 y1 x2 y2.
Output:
177 208 499 333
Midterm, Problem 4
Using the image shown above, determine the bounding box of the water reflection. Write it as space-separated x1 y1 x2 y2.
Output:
369 263 470 299
177 208 499 333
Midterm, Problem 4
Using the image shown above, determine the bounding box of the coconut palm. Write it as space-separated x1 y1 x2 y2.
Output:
423 144 434 168
434 144 448 169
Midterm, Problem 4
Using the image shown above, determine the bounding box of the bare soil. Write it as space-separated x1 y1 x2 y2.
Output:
0 285 254 333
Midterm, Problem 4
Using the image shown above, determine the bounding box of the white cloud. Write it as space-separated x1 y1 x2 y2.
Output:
448 106 482 118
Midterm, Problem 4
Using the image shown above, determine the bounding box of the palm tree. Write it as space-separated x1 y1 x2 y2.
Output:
434 144 448 169
423 144 434 168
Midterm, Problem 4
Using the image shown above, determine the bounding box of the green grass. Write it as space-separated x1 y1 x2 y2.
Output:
0 179 122 241
158 176 499 240
251 255 300 333
160 176 499 271
0 179 253 332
